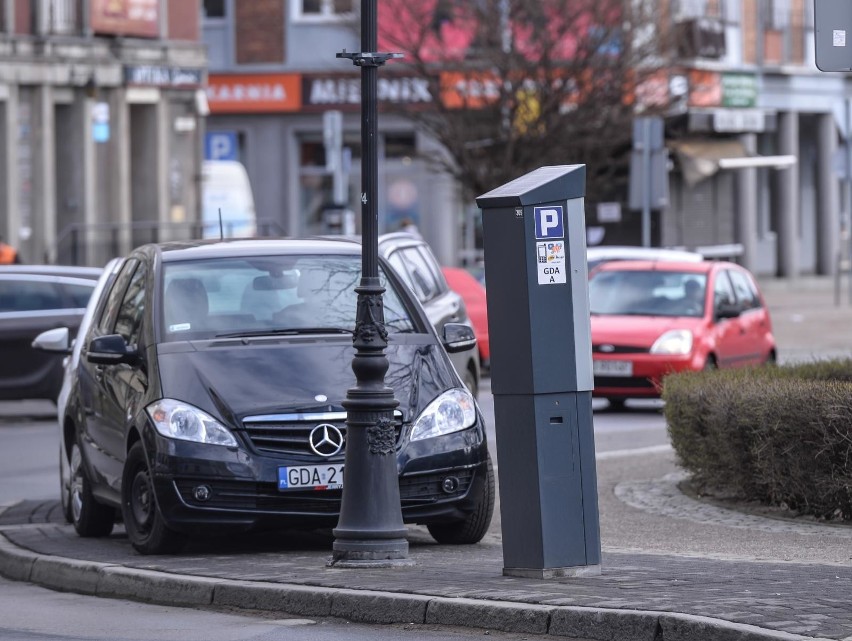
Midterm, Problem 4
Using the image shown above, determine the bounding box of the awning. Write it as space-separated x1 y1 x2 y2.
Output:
669 139 797 186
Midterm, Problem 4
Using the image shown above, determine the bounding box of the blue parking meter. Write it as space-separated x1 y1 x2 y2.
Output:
476 165 601 578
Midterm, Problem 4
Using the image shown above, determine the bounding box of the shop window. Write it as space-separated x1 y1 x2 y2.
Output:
203 0 225 19
293 0 356 21
385 133 416 160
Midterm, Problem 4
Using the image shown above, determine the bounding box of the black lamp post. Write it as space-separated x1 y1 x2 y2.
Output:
331 1 408 565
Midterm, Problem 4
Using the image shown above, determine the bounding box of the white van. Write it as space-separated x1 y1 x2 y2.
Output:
201 160 257 239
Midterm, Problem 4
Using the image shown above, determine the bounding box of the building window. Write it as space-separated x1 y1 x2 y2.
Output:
766 0 790 29
293 0 356 21
673 0 707 21
203 0 225 19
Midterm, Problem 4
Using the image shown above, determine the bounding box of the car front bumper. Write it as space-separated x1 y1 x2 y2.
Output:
144 424 490 534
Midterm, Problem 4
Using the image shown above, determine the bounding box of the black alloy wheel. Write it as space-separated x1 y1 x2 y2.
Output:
121 442 186 555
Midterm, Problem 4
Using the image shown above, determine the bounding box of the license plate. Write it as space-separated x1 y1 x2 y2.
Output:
278 464 344 491
593 359 633 377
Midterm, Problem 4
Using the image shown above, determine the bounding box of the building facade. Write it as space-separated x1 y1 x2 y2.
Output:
202 0 464 266
0 0 206 267
650 0 846 278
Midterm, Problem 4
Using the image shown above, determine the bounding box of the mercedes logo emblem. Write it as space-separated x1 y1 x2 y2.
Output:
600 344 616 353
308 424 345 457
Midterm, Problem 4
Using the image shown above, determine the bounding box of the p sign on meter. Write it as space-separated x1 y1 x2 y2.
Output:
534 206 566 285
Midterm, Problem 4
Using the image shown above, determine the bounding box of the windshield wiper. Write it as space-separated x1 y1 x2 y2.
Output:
215 327 354 338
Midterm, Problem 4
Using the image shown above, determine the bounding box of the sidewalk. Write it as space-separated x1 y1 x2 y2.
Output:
0 277 850 640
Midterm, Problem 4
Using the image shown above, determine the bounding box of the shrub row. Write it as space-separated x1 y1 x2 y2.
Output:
663 359 852 521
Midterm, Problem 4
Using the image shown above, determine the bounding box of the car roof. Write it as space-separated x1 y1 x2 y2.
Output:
586 246 703 263
153 237 363 262
592 259 723 274
0 265 104 279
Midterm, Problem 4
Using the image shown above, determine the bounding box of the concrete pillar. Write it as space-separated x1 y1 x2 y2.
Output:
816 112 840 275
54 90 96 264
0 85 18 245
111 90 132 256
155 98 170 232
736 133 759 273
775 110 799 278
33 84 56 264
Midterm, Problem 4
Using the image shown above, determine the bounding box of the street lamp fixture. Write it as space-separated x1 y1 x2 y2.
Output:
329 0 409 566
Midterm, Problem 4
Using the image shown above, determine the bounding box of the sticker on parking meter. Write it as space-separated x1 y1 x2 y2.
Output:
537 241 566 284
534 206 564 239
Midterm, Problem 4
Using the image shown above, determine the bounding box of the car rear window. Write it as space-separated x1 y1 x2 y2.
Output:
160 254 417 340
589 270 708 318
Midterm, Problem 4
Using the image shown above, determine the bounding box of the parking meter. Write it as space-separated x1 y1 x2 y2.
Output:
476 165 600 578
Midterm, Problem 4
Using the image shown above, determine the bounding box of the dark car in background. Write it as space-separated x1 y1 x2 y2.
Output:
378 233 481 396
0 266 101 401
41 238 494 554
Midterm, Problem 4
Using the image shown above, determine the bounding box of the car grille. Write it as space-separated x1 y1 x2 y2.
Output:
174 469 475 513
594 376 656 389
592 344 648 354
240 411 403 457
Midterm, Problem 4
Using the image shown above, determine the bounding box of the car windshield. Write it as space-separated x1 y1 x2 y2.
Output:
160 254 416 341
589 270 708 318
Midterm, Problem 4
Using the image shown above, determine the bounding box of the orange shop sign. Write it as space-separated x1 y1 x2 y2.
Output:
207 74 302 114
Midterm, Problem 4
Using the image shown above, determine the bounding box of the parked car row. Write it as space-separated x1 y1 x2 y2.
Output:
35 238 494 554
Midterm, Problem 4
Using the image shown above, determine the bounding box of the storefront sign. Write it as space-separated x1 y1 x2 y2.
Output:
207 74 301 113
688 69 722 107
125 65 202 87
713 109 766 133
91 0 159 38
721 73 757 108
302 74 433 111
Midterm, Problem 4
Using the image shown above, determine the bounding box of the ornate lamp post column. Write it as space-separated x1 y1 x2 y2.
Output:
331 1 408 565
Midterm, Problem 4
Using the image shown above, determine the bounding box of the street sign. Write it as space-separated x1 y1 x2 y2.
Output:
205 131 238 161
814 0 852 71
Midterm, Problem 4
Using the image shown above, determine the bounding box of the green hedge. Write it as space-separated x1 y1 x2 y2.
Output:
663 360 852 521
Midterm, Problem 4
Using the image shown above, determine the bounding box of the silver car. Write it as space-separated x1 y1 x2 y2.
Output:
379 233 481 396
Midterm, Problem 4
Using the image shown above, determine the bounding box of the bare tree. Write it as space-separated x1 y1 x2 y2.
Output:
378 0 672 205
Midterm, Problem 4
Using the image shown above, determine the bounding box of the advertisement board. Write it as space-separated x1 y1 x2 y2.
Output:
91 0 159 38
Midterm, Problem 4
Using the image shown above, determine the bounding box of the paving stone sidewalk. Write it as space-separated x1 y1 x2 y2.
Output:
0 276 850 640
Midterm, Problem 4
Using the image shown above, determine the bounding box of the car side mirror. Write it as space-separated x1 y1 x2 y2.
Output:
87 334 139 365
32 327 72 355
716 301 742 320
442 323 477 353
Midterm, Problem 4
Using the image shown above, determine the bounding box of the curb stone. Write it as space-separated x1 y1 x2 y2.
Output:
0 533 835 641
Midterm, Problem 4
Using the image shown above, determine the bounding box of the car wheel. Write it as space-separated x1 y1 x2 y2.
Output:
121 442 186 555
463 367 478 398
69 443 115 537
427 453 495 545
704 355 718 370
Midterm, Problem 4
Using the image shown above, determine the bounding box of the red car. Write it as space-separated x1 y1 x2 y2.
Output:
442 266 490 365
589 260 776 410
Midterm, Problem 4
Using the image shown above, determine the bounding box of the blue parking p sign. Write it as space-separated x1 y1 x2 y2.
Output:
534 206 564 239
205 131 238 161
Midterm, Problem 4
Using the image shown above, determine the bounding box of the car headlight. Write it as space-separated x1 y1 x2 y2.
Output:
410 389 477 441
650 329 693 355
146 399 238 447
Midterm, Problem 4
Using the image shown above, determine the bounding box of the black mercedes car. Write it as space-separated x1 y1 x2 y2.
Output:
47 238 493 554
